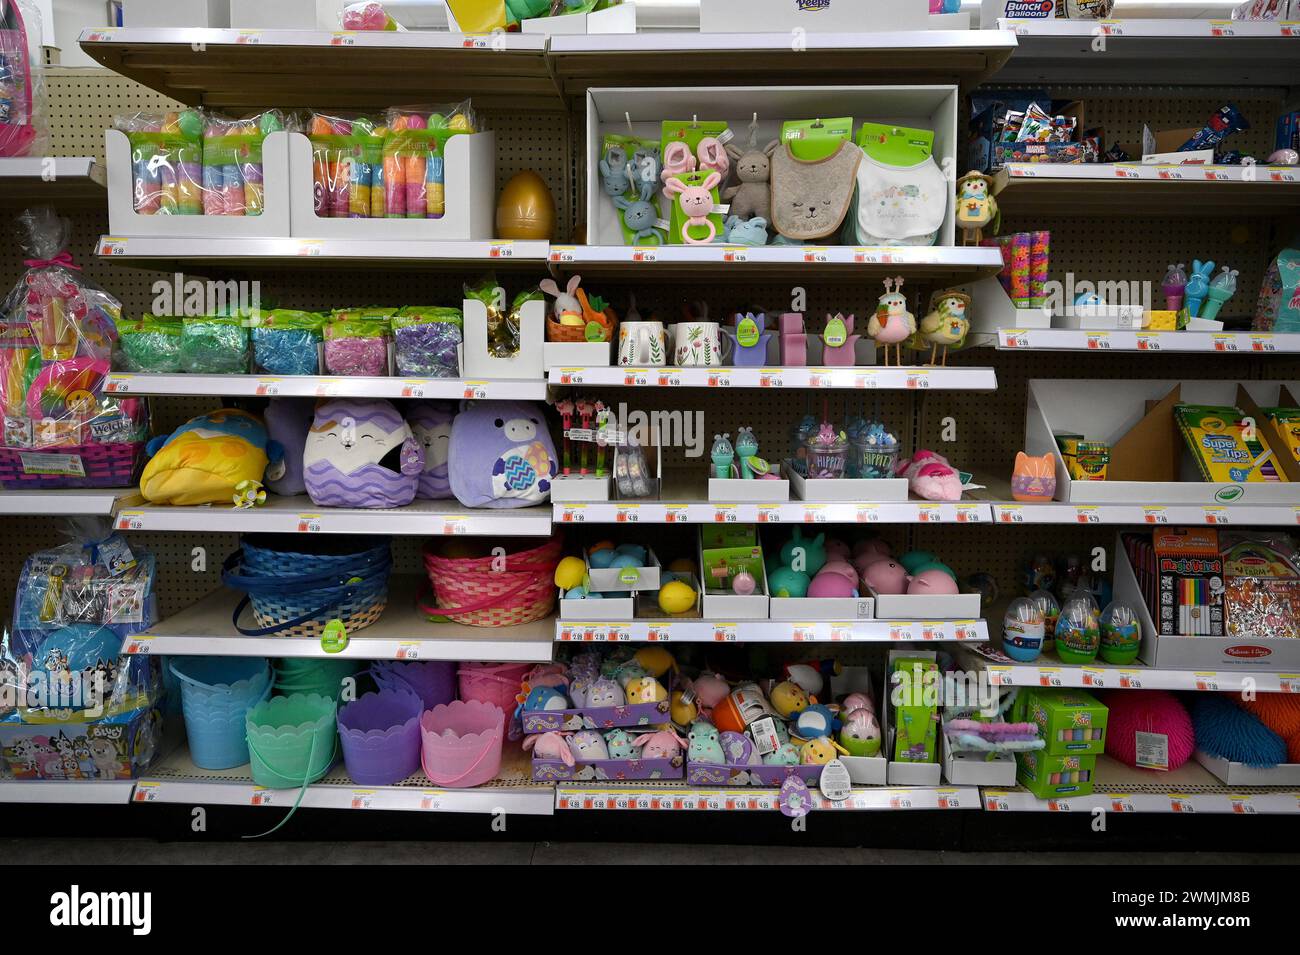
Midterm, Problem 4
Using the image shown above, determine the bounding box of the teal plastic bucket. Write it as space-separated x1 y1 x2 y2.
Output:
245 693 338 789
273 658 363 702
171 656 273 770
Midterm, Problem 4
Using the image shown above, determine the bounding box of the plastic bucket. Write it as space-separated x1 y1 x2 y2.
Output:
170 656 273 770
371 660 455 711
246 693 338 789
420 700 504 788
273 658 363 702
337 689 424 786
456 662 530 713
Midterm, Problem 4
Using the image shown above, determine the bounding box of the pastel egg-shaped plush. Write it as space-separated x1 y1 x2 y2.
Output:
767 567 810 599
589 548 616 569
824 538 851 561
808 571 856 599
853 538 892 562
658 579 697 615
862 559 909 595
908 568 960 595
614 543 647 564
899 550 938 574
820 559 858 583
609 552 641 569
588 540 615 556
555 555 587 590
911 560 957 581
563 585 589 599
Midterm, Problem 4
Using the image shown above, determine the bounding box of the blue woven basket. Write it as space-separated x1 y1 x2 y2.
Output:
222 535 392 639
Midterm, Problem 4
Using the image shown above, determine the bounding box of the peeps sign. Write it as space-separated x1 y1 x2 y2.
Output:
700 0 927 32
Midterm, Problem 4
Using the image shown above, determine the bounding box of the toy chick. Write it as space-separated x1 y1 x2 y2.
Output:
868 276 915 367
915 289 971 366
955 170 1000 246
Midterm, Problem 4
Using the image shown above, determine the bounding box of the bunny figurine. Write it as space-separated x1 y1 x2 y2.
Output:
539 275 583 324
599 144 631 197
632 729 688 760
1184 259 1215 318
663 171 723 245
522 731 574 767
687 720 726 764
604 728 637 759
585 676 625 708
567 730 610 763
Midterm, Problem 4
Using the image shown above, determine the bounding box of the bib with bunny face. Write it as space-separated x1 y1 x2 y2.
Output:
851 154 947 246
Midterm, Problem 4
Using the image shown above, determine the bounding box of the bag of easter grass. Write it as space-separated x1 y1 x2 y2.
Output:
114 315 182 373
392 307 463 378
323 309 393 377
246 309 326 376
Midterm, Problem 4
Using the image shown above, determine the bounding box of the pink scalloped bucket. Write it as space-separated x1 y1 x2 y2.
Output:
420 700 504 788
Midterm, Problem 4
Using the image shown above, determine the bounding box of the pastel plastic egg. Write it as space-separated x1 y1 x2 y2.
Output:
658 579 697 615
807 571 856 599
589 548 616 569
563 586 589 600
554 556 587 591
609 552 641 569
907 569 960 596
899 550 938 574
861 559 908 595
732 569 756 596
614 543 648 564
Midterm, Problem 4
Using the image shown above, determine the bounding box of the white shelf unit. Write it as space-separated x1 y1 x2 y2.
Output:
102 372 547 401
989 500 1300 527
134 744 554 816
96 235 547 268
555 618 988 644
998 329 1300 354
0 779 137 805
0 489 125 517
556 499 990 525
983 755 1300 815
0 157 105 204
962 644 1300 694
112 495 553 537
555 784 978 812
547 365 998 391
127 577 555 662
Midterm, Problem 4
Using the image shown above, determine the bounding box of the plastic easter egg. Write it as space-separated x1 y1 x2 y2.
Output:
668 557 696 575
767 567 810 599
554 556 586 591
820 559 858 583
614 543 648 564
1099 602 1140 665
808 571 856 599
588 540 615 555
178 109 203 138
1003 596 1045 662
609 552 640 569
1029 589 1060 652
658 579 697 615
841 692 873 713
732 569 756 596
899 550 938 574
911 560 957 581
861 559 908 595
1055 596 1101 664
589 548 616 569
838 710 881 757
496 170 556 241
907 569 959 596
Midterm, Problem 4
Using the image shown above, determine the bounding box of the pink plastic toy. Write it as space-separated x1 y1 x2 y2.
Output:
898 450 963 502
808 571 856 599
824 538 851 561
862 559 909 595
1102 690 1195 770
842 692 874 713
684 672 730 715
663 171 722 245
632 729 687 760
732 569 756 596
853 538 891 563
820 559 858 584
521 731 573 766
779 313 807 365
908 568 960 596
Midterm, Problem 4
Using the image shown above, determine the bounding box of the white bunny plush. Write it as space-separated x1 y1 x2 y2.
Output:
539 275 582 322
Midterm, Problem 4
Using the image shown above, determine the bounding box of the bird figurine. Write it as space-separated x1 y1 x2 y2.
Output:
914 289 971 366
868 277 915 367
955 169 1000 246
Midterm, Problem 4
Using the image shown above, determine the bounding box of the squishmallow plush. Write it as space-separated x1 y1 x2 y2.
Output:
406 401 455 500
303 398 424 508
263 398 314 497
139 409 284 505
448 401 557 509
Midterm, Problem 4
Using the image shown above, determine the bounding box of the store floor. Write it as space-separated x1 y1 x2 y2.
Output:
5 839 1299 865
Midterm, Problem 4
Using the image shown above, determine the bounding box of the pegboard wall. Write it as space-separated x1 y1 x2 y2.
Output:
3 71 1299 639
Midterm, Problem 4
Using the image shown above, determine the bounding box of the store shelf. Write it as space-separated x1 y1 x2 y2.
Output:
0 778 138 805
989 498 1300 527
547 244 1006 282
102 372 546 401
127 576 555 662
982 755 1300 814
963 643 1300 694
78 27 557 111
0 489 125 517
996 162 1300 217
997 18 1300 86
547 30 1016 96
555 498 990 525
112 495 552 537
135 744 554 815
547 364 998 391
95 235 548 270
0 157 105 205
556 783 978 811
555 618 987 644
998 328 1300 354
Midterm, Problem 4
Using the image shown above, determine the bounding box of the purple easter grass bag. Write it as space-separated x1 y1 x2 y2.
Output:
448 401 556 509
406 400 455 500
303 398 424 508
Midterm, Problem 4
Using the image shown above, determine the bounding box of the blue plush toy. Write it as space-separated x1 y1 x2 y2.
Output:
605 728 636 759
790 704 839 741
448 401 557 509
724 215 770 246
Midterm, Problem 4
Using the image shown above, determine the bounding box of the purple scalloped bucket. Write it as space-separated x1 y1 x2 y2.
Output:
371 660 455 711
337 689 424 785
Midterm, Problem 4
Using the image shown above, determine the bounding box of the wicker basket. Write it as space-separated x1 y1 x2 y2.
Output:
421 536 561 628
545 289 616 343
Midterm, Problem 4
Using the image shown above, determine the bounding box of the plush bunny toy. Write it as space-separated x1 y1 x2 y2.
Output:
723 140 778 221
522 731 573 766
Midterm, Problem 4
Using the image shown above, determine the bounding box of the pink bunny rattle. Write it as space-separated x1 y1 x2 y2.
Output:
663 171 722 245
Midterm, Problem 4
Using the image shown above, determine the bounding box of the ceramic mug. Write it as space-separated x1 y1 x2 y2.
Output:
618 321 668 366
673 321 728 367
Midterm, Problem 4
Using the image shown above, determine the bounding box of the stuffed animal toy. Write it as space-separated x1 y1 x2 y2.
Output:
955 169 1000 246
613 662 649 687
632 646 676 678
790 704 838 741
566 730 609 763
604 728 637 759
302 398 423 508
139 409 285 506
723 140 778 221
719 730 759 765
263 398 313 497
770 680 811 719
631 729 687 760
520 685 567 714
779 528 827 576
897 449 963 502
723 215 769 247
625 676 667 705
763 742 801 766
448 401 557 508
585 677 625 708
687 721 726 764
522 731 573 766
800 736 843 765
406 401 455 500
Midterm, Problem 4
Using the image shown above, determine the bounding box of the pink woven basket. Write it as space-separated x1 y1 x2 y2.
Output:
457 662 531 713
420 536 561 628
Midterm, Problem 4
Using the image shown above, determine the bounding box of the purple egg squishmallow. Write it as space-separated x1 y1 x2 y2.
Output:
406 401 455 500
908 568 960 596
862 559 908 595
449 401 557 509
303 398 424 508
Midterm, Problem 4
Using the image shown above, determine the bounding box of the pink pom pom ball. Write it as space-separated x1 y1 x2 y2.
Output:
807 571 856 599
1101 690 1195 770
907 569 960 596
861 559 908 595
732 569 756 596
